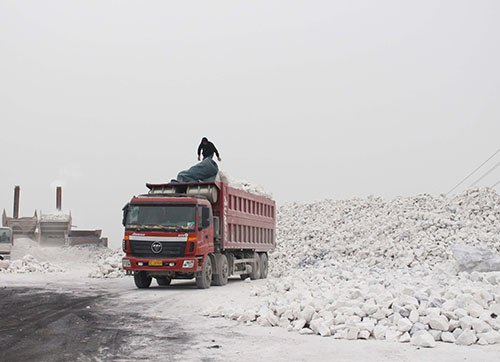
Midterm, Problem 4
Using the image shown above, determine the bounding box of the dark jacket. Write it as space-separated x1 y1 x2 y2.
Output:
197 141 220 159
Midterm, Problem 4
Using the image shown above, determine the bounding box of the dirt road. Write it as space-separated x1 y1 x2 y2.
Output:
0 287 190 362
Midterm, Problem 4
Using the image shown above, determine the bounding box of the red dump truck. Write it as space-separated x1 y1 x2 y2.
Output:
122 181 276 289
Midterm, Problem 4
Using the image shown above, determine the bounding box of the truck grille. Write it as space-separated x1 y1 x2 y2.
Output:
129 240 186 258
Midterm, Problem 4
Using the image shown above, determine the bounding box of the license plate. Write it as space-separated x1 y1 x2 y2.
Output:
149 260 163 266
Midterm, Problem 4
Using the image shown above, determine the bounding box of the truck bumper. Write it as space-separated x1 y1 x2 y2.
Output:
122 256 201 273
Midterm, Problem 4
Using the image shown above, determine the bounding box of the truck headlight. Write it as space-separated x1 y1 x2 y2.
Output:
182 260 195 268
122 259 131 267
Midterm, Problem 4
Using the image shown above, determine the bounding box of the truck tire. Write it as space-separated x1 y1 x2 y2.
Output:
212 254 229 286
249 253 261 280
134 271 152 289
259 253 268 279
156 277 171 286
196 255 213 289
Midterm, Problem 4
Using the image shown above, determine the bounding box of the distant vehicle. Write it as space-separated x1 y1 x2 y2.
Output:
0 227 13 260
122 180 276 289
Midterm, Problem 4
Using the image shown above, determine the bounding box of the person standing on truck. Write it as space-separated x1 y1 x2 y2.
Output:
197 137 221 161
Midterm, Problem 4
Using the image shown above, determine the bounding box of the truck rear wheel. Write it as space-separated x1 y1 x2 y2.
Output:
156 277 171 286
212 254 229 286
259 253 268 279
249 253 261 280
134 271 152 289
196 255 213 289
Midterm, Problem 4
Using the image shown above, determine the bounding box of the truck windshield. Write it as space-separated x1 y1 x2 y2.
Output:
0 230 11 243
126 205 196 231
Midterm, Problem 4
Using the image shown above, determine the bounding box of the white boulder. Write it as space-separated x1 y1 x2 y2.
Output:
397 318 413 332
411 330 436 348
429 316 449 331
452 245 500 273
455 330 478 346
441 332 456 343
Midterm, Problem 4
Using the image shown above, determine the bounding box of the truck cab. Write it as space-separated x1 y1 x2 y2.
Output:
0 227 13 260
122 195 216 288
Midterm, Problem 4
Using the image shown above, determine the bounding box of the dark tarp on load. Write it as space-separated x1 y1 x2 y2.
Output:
172 158 219 183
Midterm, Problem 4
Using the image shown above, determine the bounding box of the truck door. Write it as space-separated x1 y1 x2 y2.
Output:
198 204 214 254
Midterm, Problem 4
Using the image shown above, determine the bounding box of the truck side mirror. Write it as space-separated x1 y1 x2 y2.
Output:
122 203 129 227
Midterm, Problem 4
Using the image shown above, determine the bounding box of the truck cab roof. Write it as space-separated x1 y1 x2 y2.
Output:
146 180 222 190
131 196 202 204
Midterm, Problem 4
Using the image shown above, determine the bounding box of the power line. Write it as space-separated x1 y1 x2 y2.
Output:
468 160 500 188
446 147 500 195
491 178 500 188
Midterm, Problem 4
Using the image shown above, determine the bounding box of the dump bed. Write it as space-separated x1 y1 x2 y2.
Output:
217 183 275 252
146 181 276 252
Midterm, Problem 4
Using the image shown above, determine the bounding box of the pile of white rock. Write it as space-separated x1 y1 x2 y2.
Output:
0 254 65 273
210 188 500 347
88 249 125 278
272 188 500 273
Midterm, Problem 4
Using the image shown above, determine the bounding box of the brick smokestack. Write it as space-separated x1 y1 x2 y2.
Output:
13 185 20 219
56 186 62 211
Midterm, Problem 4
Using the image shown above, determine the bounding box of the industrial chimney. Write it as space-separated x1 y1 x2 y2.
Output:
56 186 62 211
13 185 20 219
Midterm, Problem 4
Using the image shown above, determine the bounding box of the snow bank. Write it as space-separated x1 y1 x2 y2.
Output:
210 188 500 346
218 171 272 198
1 254 65 273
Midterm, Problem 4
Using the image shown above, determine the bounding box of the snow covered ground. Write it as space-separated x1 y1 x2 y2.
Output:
1 188 500 360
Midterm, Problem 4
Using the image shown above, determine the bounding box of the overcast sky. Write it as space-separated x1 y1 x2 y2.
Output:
1 1 499 248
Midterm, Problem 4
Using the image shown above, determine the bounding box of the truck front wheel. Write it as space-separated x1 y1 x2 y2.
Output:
196 255 213 289
134 271 152 289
